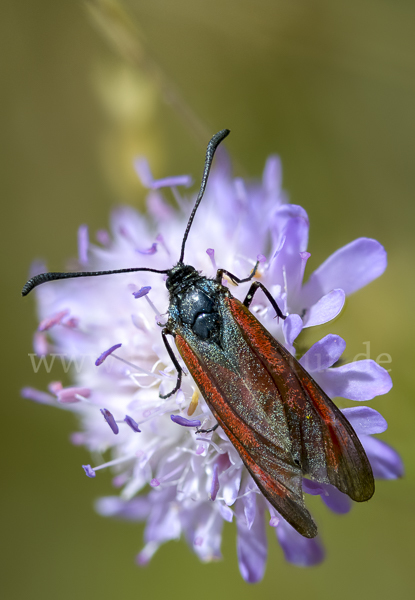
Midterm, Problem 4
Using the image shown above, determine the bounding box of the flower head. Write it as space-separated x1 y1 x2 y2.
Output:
23 146 402 582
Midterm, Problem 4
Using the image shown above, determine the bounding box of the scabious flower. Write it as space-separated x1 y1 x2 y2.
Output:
22 148 402 582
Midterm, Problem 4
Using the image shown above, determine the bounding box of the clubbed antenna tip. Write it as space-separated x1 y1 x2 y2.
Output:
179 129 230 263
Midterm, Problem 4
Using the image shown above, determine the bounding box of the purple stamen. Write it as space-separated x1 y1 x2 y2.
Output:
124 415 141 432
100 408 119 434
82 464 96 478
209 464 220 501
150 478 160 487
170 415 202 428
136 243 157 255
21 387 54 405
95 343 122 366
206 248 217 271
257 253 266 263
269 516 280 527
133 286 151 299
134 157 192 189
151 175 192 189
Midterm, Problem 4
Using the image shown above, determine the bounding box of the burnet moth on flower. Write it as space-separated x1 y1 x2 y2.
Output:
22 129 374 538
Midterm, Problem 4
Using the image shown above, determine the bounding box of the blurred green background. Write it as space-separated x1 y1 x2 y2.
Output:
2 0 414 598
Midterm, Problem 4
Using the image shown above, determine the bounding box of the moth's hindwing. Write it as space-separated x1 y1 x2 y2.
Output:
228 298 375 503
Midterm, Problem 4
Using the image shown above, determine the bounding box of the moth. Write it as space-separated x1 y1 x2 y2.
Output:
23 129 374 537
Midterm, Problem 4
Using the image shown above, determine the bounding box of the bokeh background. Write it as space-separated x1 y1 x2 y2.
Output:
2 1 414 598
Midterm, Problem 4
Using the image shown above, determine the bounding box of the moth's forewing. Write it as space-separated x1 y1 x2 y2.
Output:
175 295 319 538
228 297 375 503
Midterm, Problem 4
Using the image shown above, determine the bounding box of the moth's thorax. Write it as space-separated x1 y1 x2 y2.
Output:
165 263 230 341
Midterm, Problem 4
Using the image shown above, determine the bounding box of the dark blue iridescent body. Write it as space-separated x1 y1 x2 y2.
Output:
165 264 226 343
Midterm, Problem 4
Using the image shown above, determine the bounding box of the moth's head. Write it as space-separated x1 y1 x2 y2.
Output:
165 263 198 293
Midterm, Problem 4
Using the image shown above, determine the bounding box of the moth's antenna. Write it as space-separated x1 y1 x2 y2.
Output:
22 129 230 296
179 129 230 263
22 267 169 297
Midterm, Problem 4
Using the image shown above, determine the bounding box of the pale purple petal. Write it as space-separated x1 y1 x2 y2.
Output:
320 484 352 514
29 259 46 279
360 435 404 479
302 479 325 496
57 387 91 404
95 343 122 366
221 467 242 506
95 496 150 520
96 229 110 245
218 503 233 522
262 155 282 198
283 314 303 345
301 238 387 305
78 224 89 265
33 332 49 356
182 504 223 561
276 520 324 566
209 464 220 501
48 381 63 394
269 516 280 527
316 361 392 401
134 157 153 187
303 289 345 327
145 500 181 543
38 309 70 332
236 503 267 583
270 213 309 294
274 204 309 235
136 542 159 566
146 191 175 220
300 334 346 372
341 406 388 435
242 484 257 530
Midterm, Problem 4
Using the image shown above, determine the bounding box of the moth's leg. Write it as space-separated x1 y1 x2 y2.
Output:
196 423 219 434
215 260 259 285
243 281 286 320
159 330 183 399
